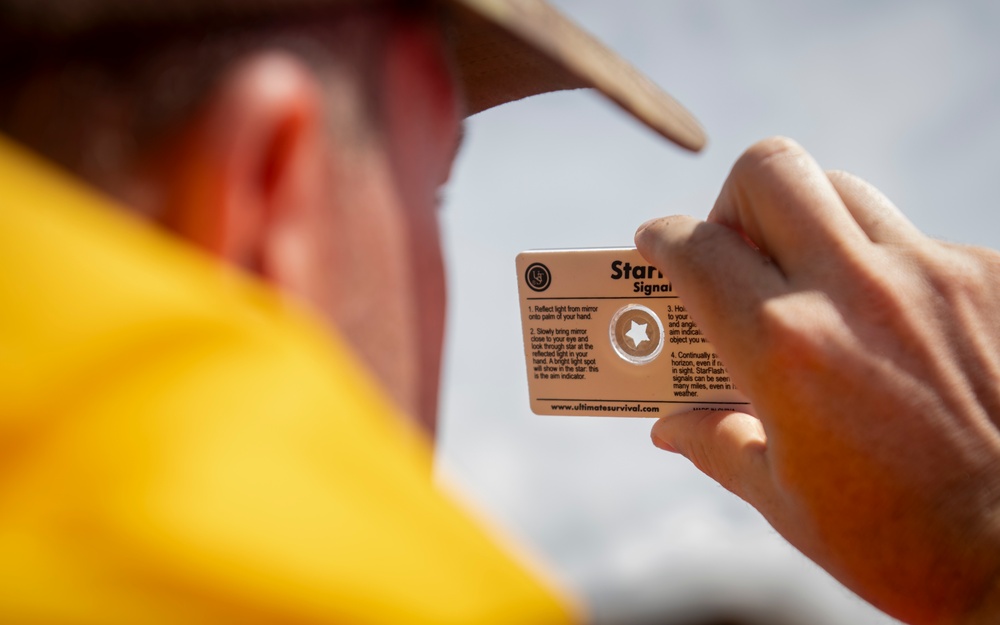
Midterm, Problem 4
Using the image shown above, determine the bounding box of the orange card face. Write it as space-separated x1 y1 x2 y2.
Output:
516 248 752 417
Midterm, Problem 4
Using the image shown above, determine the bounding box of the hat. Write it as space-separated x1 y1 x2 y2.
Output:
0 0 706 151
449 0 705 151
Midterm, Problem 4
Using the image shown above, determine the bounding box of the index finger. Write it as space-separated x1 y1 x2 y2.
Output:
709 137 870 280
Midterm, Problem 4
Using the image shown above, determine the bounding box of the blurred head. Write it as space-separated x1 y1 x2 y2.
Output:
0 0 705 436
0 2 462 433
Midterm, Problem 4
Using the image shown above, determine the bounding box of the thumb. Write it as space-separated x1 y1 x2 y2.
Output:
652 411 772 506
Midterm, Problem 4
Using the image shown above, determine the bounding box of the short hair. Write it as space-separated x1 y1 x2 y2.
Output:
0 2 432 187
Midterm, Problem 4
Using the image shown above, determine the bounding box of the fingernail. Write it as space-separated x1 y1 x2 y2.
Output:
651 431 678 453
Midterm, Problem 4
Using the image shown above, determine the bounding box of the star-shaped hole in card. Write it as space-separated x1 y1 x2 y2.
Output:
625 320 649 348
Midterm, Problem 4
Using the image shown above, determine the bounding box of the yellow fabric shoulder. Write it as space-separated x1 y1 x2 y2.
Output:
0 136 574 624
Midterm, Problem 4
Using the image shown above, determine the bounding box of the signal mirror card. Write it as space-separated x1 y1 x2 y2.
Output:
516 248 752 417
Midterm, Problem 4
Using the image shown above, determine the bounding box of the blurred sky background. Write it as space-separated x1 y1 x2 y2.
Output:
436 2 1000 623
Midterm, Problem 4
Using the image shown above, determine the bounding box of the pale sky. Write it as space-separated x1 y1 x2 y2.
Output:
438 2 1000 623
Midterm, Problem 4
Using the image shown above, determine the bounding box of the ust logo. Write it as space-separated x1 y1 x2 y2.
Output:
525 263 552 292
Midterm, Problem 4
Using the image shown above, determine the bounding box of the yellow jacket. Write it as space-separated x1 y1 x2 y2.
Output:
0 136 573 624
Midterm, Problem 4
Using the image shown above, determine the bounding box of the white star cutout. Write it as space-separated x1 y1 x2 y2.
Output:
625 320 649 348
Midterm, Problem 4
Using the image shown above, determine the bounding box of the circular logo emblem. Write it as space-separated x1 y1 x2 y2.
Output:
609 304 664 365
525 263 552 292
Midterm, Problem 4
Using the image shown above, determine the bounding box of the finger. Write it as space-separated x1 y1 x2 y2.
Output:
708 137 870 279
826 170 922 244
635 214 786 370
651 410 772 506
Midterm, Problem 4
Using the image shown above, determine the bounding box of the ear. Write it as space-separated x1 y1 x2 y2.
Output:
157 52 326 291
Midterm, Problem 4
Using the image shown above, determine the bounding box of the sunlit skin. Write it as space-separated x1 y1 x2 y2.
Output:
637 137 1000 624
135 13 462 434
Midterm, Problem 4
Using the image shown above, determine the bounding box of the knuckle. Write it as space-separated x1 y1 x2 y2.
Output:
655 220 730 282
685 436 735 494
921 244 990 303
683 436 716 477
678 221 724 260
637 215 692 263
679 413 725 477
755 293 829 372
825 168 858 188
684 414 754 500
747 136 805 160
683 222 749 277
726 137 814 209
734 136 807 178
767 457 804 499
847 257 911 325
